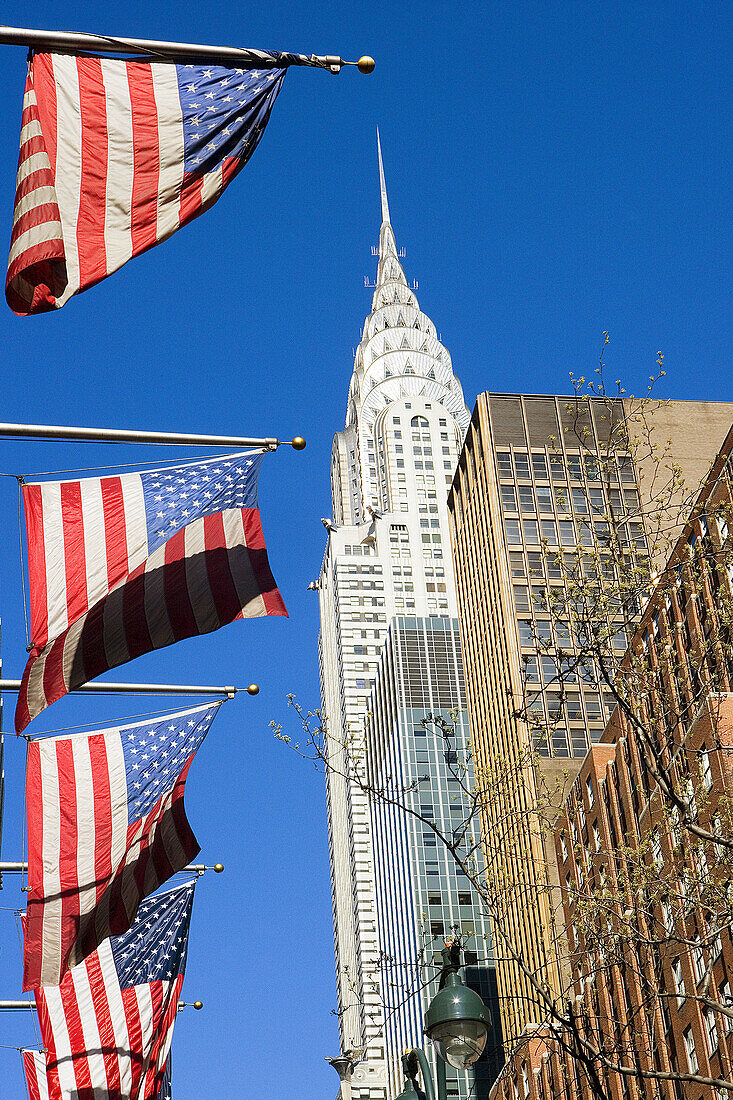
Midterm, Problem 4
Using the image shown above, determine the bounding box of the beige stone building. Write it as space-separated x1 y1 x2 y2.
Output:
447 392 733 1048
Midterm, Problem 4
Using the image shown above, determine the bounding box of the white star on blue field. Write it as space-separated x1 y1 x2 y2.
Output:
141 452 262 553
111 881 195 987
121 705 219 822
176 65 285 177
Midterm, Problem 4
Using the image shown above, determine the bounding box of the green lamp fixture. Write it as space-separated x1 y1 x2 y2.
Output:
424 944 491 1070
394 942 492 1100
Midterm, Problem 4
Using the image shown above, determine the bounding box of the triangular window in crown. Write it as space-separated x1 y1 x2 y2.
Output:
371 349 378 362
405 363 415 375
384 394 391 405
385 366 392 377
401 335 410 349
383 318 390 327
413 318 421 329
436 351 442 361
427 367 436 380
421 339 429 352
393 290 400 304
384 340 391 352
397 312 405 326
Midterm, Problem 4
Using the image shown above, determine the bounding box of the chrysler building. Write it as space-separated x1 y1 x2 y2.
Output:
319 136 500 1100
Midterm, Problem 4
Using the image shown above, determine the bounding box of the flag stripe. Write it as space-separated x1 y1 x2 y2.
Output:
76 56 109 288
39 745 63 978
150 65 184 242
56 740 81 979
33 54 59 172
79 470 109 626
60 480 88 630
23 483 49 648
100 58 135 274
101 476 130 590
72 736 97 925
50 53 83 305
41 481 69 640
89 735 114 902
128 62 160 255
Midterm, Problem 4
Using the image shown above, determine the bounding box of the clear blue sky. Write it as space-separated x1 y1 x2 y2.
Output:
0 1 729 1096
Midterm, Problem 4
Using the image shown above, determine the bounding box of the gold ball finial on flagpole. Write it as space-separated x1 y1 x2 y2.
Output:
247 684 260 696
357 56 375 74
193 1001 203 1010
214 863 224 873
291 436 307 450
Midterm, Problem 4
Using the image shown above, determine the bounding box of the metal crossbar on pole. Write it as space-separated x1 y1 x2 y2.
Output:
0 422 309 450
0 1000 34 1010
0 680 242 698
0 25 372 74
0 862 218 873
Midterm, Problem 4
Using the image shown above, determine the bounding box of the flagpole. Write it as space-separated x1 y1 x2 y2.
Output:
0 862 223 874
0 999 203 1009
0 25 375 74
0 422 306 450
0 680 257 698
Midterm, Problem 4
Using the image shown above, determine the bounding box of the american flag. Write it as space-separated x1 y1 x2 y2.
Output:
16 450 286 732
23 1052 171 1100
23 702 219 991
25 881 194 1100
7 52 286 315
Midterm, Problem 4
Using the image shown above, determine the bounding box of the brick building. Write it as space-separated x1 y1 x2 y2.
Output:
487 430 733 1098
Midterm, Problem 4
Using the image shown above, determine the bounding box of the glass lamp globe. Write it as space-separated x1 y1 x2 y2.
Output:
424 967 491 1070
426 1018 488 1069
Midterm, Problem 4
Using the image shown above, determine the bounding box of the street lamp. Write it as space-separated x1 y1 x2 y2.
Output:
394 943 491 1100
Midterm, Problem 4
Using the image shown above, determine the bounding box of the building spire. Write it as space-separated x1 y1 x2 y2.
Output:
374 129 402 292
376 126 390 225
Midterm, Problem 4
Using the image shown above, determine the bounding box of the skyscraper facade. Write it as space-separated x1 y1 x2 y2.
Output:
365 615 503 1098
447 391 733 1046
318 139 494 1098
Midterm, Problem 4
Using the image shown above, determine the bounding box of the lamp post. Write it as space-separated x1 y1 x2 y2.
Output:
394 943 491 1100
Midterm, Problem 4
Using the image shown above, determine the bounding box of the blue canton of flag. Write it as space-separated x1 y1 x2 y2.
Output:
177 65 285 178
141 451 263 554
111 880 195 989
122 703 219 821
